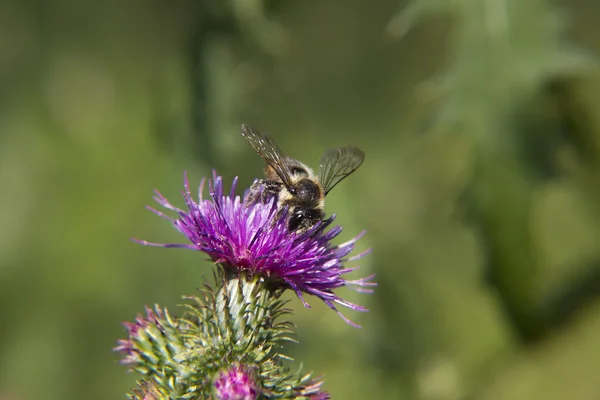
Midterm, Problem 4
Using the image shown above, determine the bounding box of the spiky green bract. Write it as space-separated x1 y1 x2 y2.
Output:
128 380 170 399
115 305 191 398
116 268 327 399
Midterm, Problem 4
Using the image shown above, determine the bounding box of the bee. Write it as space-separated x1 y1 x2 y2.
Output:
241 124 365 232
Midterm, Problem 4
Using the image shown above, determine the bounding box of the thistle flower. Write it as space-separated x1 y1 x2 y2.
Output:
116 273 330 398
114 306 186 371
212 363 258 400
134 172 376 327
294 378 330 400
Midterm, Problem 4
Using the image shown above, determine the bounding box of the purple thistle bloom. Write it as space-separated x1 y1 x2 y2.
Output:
213 364 258 400
133 172 376 327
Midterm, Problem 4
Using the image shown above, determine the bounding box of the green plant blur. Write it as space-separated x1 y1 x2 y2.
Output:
2 0 600 399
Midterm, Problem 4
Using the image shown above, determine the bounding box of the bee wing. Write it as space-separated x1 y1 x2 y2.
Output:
241 124 294 188
319 146 365 195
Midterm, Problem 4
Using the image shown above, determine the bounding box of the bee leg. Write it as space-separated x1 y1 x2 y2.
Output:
245 179 283 207
245 179 266 207
262 181 283 202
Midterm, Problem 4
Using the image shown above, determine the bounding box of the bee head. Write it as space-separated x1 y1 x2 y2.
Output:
295 179 321 206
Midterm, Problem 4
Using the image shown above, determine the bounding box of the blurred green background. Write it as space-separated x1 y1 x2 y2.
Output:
2 0 600 399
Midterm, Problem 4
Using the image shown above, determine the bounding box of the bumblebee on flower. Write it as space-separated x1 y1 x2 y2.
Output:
134 125 375 326
135 169 375 327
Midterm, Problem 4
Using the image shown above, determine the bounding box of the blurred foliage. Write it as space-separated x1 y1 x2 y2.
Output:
2 0 600 399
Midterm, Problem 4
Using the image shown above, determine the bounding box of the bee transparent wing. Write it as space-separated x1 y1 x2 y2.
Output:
319 146 365 195
241 124 294 187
